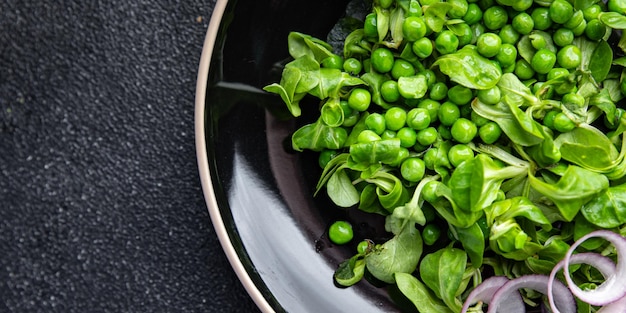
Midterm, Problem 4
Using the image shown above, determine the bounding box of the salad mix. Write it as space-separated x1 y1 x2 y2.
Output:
264 0 626 311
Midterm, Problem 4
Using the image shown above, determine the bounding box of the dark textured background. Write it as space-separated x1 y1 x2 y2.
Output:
0 1 260 312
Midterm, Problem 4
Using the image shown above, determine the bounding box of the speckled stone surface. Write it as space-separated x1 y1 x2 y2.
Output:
0 1 260 312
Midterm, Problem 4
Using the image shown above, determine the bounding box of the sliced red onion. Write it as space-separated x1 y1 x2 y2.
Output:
548 252 617 313
461 276 524 313
487 274 576 313
561 230 626 306
598 295 626 313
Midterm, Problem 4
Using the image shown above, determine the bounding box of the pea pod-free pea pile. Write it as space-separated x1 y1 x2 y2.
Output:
264 0 626 311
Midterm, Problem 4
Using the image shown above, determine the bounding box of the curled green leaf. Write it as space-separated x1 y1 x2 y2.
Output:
395 273 454 313
365 222 422 284
599 12 626 29
287 32 335 62
433 45 502 90
292 118 348 152
529 165 609 222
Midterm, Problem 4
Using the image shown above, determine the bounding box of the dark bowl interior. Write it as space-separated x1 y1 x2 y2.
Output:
203 0 411 312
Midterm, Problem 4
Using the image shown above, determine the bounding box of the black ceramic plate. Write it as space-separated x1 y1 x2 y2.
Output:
195 0 406 312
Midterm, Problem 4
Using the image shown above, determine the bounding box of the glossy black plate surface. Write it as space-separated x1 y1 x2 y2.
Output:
196 0 406 312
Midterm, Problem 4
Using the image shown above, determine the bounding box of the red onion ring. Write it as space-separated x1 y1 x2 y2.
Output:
561 230 626 306
462 231 626 312
486 274 576 313
461 276 524 313
548 252 617 312
597 295 626 313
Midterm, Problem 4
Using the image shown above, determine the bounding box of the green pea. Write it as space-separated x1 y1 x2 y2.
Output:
435 30 459 54
429 82 448 101
391 59 416 79
477 86 501 105
438 101 461 126
381 80 400 103
478 121 502 144
571 19 588 36
363 13 378 39
400 157 426 182
476 32 502 58
318 149 338 168
385 107 407 131
583 4 602 20
553 112 576 132
515 59 535 80
397 127 418 148
356 240 371 254
403 16 428 42
357 129 382 143
381 129 396 140
418 99 441 122
585 19 606 41
547 67 569 80
447 85 473 105
543 110 559 129
348 88 371 111
463 3 483 25
563 10 585 30
321 54 344 70
483 6 508 30
412 37 434 59
512 0 533 11
531 7 553 30
553 28 574 47
512 12 534 35
365 112 386 135
562 92 585 107
556 44 582 69
499 24 520 45
550 0 574 24
407 107 431 130
343 57 363 75
416 127 438 146
422 224 442 245
328 221 353 245
496 43 517 67
448 0 469 18
451 118 478 143
448 144 474 167
608 0 626 14
371 47 395 73
531 49 557 75
421 180 440 203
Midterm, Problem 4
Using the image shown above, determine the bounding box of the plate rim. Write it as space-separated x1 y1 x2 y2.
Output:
194 1 275 312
